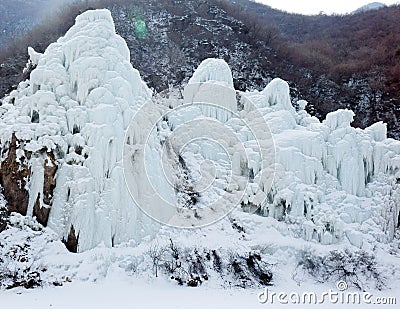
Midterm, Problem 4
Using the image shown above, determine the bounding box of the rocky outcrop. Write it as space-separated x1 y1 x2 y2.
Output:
0 133 57 227
62 225 79 253
0 133 30 216
32 152 57 226
0 205 7 232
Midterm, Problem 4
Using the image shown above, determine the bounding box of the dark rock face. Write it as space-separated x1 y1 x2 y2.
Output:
32 152 58 226
0 133 58 228
398 211 400 228
0 133 31 216
63 225 79 253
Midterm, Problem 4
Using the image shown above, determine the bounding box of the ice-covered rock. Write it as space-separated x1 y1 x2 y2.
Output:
133 56 399 248
262 78 295 113
0 9 152 252
323 109 354 131
258 102 400 246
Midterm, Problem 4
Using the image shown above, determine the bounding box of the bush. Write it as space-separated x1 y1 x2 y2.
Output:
148 239 207 287
296 249 384 291
0 215 64 290
147 238 273 288
228 251 273 287
0 241 43 289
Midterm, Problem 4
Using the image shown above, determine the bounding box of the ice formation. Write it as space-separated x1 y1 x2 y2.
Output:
241 83 400 247
0 10 152 251
183 58 237 123
125 54 400 248
0 9 399 253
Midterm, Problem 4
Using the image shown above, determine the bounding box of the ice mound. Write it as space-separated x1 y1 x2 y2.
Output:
187 58 234 88
262 78 295 113
183 59 237 123
252 96 400 247
0 9 152 252
183 58 400 248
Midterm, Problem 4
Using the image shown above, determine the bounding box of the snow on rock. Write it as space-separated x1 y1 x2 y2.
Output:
27 47 42 67
323 109 355 131
365 121 387 142
256 103 400 247
0 9 152 252
181 60 400 247
124 58 255 227
261 78 295 113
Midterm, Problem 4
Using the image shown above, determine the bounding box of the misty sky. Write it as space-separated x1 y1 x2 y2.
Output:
3 0 399 19
257 0 399 15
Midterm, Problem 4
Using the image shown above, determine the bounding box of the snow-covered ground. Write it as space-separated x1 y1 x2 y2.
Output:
1 275 399 309
0 210 399 308
1 277 259 309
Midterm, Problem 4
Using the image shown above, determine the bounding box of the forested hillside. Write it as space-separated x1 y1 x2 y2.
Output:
1 0 399 137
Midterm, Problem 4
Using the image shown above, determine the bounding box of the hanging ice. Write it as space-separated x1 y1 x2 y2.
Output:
0 9 153 252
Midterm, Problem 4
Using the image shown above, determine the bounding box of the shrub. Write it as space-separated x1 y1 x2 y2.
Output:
147 238 273 288
0 241 43 289
296 249 384 291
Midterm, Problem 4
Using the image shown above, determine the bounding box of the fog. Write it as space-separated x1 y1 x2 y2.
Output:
0 0 79 21
257 0 400 15
32 0 78 19
0 0 80 46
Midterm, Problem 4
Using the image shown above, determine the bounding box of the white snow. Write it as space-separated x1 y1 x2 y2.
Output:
2 9 400 247
122 54 400 248
1 217 399 308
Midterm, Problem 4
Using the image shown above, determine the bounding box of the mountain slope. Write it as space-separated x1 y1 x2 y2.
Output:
225 0 400 137
1 0 400 140
352 2 387 14
0 0 70 46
